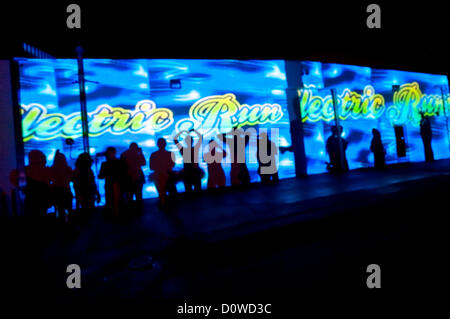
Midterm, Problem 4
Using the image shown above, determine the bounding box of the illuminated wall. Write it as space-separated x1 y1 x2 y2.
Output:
300 61 450 174
16 59 295 200
15 58 450 201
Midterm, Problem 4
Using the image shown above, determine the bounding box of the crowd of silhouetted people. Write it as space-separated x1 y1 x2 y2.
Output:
8 118 435 222
149 128 278 206
8 127 280 222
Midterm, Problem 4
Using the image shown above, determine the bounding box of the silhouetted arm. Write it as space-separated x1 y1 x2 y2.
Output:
149 154 155 171
173 130 187 151
279 145 294 154
138 149 146 166
342 139 348 150
98 162 106 179
169 152 176 170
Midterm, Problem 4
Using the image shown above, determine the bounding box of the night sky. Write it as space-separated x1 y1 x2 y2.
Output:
0 1 448 77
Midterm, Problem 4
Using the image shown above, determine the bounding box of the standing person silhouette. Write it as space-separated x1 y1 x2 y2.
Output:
204 139 227 189
370 129 386 169
72 153 100 217
121 143 146 208
50 150 73 223
24 150 51 218
99 147 124 217
150 138 175 206
420 113 434 162
257 132 279 184
173 129 204 193
222 127 250 185
326 125 349 173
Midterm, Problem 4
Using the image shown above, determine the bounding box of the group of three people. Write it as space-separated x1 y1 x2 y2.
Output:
17 149 95 221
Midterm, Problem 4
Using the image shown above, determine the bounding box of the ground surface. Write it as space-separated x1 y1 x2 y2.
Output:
2 160 449 311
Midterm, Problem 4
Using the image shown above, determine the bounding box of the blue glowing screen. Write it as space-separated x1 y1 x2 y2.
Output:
16 59 295 200
300 61 450 174
16 58 450 201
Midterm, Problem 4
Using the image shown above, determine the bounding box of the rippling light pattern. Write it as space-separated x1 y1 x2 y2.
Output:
16 59 295 199
301 62 450 174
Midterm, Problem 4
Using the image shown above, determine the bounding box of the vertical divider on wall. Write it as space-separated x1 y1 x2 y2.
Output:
76 46 90 154
9 59 25 170
5 59 25 217
441 86 450 153
392 84 409 163
330 88 346 171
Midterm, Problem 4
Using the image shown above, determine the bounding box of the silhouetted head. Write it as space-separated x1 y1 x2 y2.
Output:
331 126 338 135
28 149 46 167
372 128 380 138
76 152 92 170
106 146 116 160
129 142 138 152
52 150 68 169
157 138 167 150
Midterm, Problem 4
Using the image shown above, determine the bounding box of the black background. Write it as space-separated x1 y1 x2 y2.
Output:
0 0 448 314
0 1 448 76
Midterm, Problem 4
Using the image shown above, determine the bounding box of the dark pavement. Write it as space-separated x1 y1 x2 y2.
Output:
2 159 449 307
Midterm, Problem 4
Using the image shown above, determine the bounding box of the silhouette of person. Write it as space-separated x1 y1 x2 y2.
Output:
326 125 349 173
99 147 124 217
204 139 227 189
24 150 51 218
121 143 146 207
50 150 73 223
370 129 386 169
257 132 279 184
174 129 204 193
222 127 250 185
72 153 100 213
150 138 175 206
420 113 434 162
